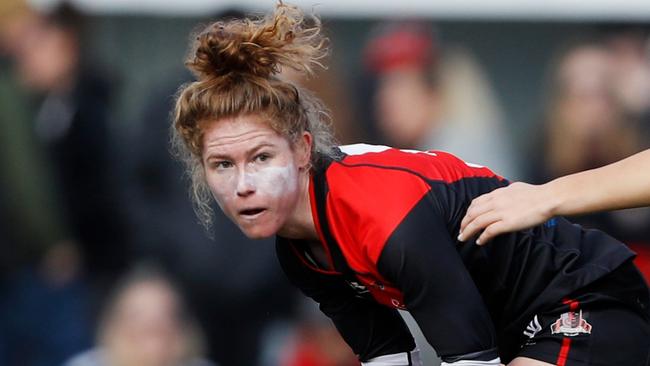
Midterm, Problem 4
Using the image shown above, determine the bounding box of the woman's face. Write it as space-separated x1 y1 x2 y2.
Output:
104 281 185 366
374 67 438 148
202 114 307 239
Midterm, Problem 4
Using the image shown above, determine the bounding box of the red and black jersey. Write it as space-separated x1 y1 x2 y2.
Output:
275 144 637 364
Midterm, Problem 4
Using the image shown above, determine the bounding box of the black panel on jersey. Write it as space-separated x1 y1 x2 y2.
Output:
276 239 416 361
378 178 636 363
377 190 499 362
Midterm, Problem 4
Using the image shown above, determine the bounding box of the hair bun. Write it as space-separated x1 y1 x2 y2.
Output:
187 3 327 80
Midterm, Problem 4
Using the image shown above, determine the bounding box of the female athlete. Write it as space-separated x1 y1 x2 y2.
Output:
171 4 650 365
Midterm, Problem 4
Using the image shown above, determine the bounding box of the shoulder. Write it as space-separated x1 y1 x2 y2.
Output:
334 144 499 182
322 144 471 264
322 144 503 264
326 144 436 215
325 144 499 211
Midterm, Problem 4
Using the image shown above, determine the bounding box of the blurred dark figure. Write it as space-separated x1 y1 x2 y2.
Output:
363 21 518 178
531 38 650 278
122 9 296 366
64 265 215 366
0 0 62 275
364 22 441 149
0 1 127 365
7 1 128 279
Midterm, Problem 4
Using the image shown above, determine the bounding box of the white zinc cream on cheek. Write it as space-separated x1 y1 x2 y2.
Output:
245 164 298 199
209 163 298 211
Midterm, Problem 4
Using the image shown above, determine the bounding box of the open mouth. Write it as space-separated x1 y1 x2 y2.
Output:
239 208 266 218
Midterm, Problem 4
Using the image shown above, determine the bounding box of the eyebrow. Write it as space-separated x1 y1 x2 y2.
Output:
204 142 277 161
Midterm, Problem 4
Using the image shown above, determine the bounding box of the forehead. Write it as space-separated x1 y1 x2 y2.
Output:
202 114 288 155
112 281 179 319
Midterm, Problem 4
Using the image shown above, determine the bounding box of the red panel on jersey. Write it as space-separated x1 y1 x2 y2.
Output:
323 146 502 273
326 163 430 271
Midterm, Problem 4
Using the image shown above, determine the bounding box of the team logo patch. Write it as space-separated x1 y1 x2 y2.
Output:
550 310 592 336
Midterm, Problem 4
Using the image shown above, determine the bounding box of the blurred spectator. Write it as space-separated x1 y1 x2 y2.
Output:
531 38 650 278
538 40 640 178
122 9 297 365
0 0 65 274
363 21 519 178
2 0 129 280
64 265 215 366
602 26 650 126
0 1 128 365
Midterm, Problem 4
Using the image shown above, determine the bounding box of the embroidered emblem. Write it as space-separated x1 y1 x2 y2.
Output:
523 315 542 338
550 310 592 336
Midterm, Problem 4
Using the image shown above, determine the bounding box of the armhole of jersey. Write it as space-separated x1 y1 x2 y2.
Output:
287 241 340 275
423 184 448 226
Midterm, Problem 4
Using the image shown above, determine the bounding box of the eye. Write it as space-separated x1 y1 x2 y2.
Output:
254 153 271 163
211 160 233 170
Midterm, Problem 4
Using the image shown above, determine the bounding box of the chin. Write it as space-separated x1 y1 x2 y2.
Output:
240 224 278 239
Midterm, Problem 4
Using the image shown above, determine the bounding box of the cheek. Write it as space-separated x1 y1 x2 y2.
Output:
250 165 298 200
206 172 237 209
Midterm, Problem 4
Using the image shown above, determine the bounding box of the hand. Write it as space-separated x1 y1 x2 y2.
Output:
458 182 555 245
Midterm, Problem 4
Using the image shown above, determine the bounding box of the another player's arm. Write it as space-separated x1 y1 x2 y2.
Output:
377 199 500 366
459 149 650 244
276 241 419 365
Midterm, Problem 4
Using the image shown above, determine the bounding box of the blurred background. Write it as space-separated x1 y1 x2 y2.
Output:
1 0 649 365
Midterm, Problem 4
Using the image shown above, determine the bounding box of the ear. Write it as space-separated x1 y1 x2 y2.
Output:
296 131 313 169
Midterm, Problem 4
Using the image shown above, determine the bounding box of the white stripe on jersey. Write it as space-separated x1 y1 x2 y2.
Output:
339 143 437 157
441 357 501 366
339 143 392 155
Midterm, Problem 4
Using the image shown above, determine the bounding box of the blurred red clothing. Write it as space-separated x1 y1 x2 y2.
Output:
282 326 359 366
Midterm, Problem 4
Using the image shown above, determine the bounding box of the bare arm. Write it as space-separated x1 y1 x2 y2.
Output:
458 149 650 244
546 149 650 214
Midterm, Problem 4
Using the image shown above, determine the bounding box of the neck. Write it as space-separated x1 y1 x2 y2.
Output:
277 170 318 241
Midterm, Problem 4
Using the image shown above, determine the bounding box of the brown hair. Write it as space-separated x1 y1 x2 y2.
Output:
172 2 337 230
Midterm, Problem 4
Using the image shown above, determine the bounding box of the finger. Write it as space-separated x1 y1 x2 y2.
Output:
476 221 506 245
459 207 474 235
460 199 494 236
459 211 501 242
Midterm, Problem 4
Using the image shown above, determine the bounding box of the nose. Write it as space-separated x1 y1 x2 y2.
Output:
236 168 255 197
